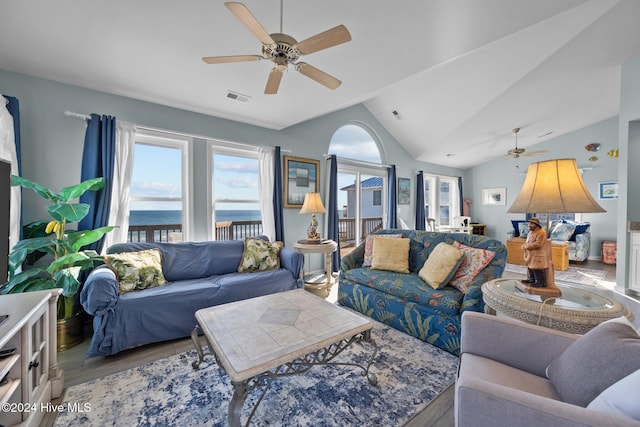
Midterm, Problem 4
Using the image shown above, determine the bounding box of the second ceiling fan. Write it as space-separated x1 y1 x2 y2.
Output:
506 127 549 159
203 1 351 94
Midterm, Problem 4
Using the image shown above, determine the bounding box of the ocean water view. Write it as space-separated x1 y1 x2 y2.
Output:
129 210 262 225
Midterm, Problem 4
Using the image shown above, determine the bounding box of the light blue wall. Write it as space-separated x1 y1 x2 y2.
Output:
466 117 619 255
0 69 464 272
616 55 640 290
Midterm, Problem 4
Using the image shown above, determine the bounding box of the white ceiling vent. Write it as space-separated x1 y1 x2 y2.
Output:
226 91 251 103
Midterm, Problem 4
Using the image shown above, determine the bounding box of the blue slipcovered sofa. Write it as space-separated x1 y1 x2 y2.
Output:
81 239 304 357
338 229 506 355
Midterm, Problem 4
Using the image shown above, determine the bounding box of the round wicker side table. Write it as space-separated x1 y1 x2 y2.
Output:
481 278 633 334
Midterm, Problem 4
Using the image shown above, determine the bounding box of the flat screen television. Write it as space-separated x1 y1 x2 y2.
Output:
0 158 10 285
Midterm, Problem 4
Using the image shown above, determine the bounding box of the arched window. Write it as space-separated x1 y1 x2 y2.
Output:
329 124 382 164
329 124 386 252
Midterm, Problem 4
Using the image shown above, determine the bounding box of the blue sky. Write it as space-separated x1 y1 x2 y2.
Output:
130 145 260 211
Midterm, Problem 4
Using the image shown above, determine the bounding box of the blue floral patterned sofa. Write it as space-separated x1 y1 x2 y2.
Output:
338 229 507 355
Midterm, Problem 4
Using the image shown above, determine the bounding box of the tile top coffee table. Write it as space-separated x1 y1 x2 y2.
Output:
482 278 634 334
191 289 378 427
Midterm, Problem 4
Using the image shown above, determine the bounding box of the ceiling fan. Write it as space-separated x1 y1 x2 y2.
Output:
203 1 351 94
506 127 549 159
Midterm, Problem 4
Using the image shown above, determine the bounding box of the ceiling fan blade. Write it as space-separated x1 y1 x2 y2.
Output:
296 25 351 55
265 68 283 94
225 2 275 45
522 150 550 157
296 62 341 90
202 55 262 64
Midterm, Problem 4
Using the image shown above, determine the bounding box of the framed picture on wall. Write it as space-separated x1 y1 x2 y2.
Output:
397 178 411 205
283 155 320 208
598 181 618 199
482 187 506 205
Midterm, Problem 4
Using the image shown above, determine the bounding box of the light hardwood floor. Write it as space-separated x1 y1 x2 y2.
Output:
42 260 627 427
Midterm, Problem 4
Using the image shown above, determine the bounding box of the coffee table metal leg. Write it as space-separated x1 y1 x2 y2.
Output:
191 325 206 369
362 330 378 386
229 381 248 427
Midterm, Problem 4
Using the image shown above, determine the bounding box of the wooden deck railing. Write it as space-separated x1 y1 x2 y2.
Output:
214 220 263 240
127 220 264 243
127 217 381 244
338 217 384 245
127 224 183 243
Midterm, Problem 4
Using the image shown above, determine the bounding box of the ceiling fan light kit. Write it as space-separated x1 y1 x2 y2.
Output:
203 2 351 94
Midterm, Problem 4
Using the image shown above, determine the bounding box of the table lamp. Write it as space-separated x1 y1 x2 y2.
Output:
508 158 605 298
299 192 326 242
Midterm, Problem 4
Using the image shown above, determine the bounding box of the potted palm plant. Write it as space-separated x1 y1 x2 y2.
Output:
1 175 116 350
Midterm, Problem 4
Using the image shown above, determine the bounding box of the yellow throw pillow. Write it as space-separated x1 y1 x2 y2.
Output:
418 243 465 289
371 237 410 273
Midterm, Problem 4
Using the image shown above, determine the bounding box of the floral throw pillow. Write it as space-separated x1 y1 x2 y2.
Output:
362 234 402 267
449 241 496 294
104 248 167 295
550 222 577 242
238 237 284 272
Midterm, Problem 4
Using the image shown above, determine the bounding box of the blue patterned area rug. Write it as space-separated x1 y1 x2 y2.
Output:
54 320 458 427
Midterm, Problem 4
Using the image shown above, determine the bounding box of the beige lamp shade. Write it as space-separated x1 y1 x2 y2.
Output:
508 159 605 214
299 193 326 214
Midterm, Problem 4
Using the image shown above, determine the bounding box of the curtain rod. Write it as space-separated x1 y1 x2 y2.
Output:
323 154 390 169
63 111 291 154
137 125 291 154
64 110 92 120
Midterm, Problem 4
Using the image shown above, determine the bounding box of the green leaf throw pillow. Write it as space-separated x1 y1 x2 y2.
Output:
104 248 167 295
238 237 284 272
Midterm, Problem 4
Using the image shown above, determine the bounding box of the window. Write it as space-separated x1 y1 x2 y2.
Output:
329 124 387 251
439 180 451 226
129 131 191 242
329 124 382 164
209 145 262 240
372 189 382 206
424 180 430 218
423 174 459 228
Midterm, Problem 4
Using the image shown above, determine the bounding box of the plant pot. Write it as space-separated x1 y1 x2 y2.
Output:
57 313 83 352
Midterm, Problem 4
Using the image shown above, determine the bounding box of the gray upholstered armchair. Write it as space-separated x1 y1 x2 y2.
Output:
455 312 640 427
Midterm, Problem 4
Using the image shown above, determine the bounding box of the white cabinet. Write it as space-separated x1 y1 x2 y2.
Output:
630 233 640 293
0 290 64 427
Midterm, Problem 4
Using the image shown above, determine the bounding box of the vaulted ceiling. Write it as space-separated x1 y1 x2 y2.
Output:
2 0 639 168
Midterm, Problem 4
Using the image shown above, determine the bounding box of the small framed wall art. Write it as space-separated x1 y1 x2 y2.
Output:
598 181 618 199
482 187 506 205
283 155 320 208
397 178 411 205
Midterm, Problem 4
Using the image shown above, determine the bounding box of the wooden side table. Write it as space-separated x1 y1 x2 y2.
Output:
293 240 338 298
470 223 486 236
506 237 569 271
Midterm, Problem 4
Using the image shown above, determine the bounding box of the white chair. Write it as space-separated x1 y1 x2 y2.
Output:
426 217 437 231
452 216 473 234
